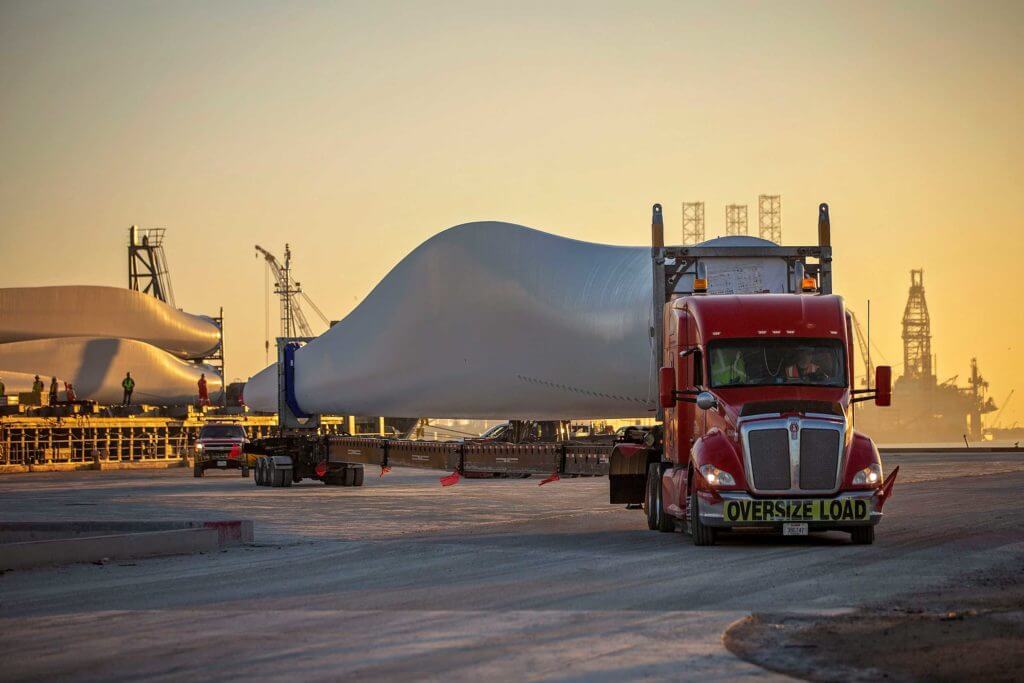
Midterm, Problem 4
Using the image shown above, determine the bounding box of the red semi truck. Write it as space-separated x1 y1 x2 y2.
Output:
247 203 897 545
607 203 897 545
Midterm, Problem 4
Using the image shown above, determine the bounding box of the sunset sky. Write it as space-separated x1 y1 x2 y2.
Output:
2 0 1022 424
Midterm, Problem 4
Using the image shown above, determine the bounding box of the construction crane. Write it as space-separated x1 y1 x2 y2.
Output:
849 310 873 388
255 244 330 363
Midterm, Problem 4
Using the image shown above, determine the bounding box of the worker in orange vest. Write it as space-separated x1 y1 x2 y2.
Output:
198 373 209 407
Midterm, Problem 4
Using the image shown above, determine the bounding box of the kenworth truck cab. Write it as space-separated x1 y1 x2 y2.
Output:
609 203 897 545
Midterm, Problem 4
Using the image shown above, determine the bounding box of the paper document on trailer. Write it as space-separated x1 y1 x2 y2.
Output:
707 265 766 294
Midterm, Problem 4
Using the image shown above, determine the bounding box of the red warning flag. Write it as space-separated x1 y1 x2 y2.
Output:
314 461 328 478
875 465 900 512
440 471 461 487
379 465 392 477
228 444 242 460
538 472 560 486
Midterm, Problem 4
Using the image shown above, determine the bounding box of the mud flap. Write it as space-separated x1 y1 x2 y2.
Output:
875 465 899 512
608 445 651 504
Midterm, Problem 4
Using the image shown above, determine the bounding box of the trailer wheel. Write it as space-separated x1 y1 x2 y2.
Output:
689 489 717 546
342 467 356 486
352 467 364 487
256 458 267 486
849 525 874 545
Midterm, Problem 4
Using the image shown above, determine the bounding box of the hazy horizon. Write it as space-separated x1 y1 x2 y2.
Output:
2 0 1022 425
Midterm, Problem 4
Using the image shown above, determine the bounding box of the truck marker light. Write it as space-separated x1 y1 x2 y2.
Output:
801 276 817 292
758 330 767 335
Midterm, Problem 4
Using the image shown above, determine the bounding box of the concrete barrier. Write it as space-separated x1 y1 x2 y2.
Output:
0 520 254 571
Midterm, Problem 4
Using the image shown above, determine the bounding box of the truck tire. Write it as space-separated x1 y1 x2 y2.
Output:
655 467 675 533
850 525 874 545
256 458 268 486
644 463 659 530
689 489 717 546
241 461 249 478
352 466 364 487
193 463 204 478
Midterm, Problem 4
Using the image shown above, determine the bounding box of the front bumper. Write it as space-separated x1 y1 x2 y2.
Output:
698 490 882 529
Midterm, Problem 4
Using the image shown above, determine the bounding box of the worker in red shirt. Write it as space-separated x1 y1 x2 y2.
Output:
198 373 209 407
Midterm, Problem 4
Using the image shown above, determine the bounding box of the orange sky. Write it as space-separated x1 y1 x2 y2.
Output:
2 0 1022 425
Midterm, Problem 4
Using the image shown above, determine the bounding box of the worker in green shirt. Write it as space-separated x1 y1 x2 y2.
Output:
711 349 747 386
121 372 135 405
0 377 5 399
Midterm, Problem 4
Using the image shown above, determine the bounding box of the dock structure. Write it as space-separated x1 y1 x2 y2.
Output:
0 414 384 471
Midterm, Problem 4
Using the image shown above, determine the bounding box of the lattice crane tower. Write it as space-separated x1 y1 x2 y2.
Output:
725 204 749 236
758 195 781 243
681 202 705 244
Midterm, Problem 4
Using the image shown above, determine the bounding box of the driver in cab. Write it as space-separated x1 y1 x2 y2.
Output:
786 349 826 382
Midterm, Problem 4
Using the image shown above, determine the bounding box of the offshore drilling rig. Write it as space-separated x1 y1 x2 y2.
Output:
858 269 996 443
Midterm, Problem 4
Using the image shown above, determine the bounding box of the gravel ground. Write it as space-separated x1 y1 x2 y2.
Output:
1 450 1022 681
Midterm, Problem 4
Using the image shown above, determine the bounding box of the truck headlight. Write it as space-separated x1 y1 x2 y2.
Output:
195 443 204 451
853 463 883 485
700 464 735 487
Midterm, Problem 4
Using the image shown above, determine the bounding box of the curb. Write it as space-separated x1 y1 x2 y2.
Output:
0 520 254 571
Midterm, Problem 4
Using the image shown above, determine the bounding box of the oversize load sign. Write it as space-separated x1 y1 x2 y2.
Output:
724 498 869 523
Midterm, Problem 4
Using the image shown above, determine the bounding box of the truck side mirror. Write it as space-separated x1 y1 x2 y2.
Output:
696 391 718 411
659 366 676 409
875 366 892 407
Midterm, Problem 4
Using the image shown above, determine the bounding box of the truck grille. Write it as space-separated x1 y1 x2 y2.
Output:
742 419 844 494
799 429 841 489
747 429 791 490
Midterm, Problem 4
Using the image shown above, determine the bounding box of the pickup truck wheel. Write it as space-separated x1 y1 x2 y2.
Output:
644 463 659 530
689 489 717 546
193 463 204 478
850 525 875 545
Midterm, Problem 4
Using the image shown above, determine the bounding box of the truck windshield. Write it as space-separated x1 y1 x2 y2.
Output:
708 339 847 388
199 425 246 439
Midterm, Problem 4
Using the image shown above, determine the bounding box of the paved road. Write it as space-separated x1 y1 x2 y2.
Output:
1 451 1022 681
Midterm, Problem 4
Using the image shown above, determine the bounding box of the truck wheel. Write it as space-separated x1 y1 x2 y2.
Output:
655 468 674 533
241 462 250 478
352 467 364 487
256 458 268 486
193 463 204 478
850 525 875 545
280 469 292 488
644 463 659 530
689 489 717 546
342 467 356 486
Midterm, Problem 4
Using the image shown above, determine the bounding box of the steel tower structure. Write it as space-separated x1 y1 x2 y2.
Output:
758 194 781 243
725 204 748 236
128 226 175 307
681 202 705 244
901 269 932 380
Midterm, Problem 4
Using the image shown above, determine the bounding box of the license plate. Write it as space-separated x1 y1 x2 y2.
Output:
783 523 808 536
723 498 870 523
217 460 226 467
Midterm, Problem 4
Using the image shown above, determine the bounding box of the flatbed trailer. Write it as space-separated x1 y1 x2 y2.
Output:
246 433 615 487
